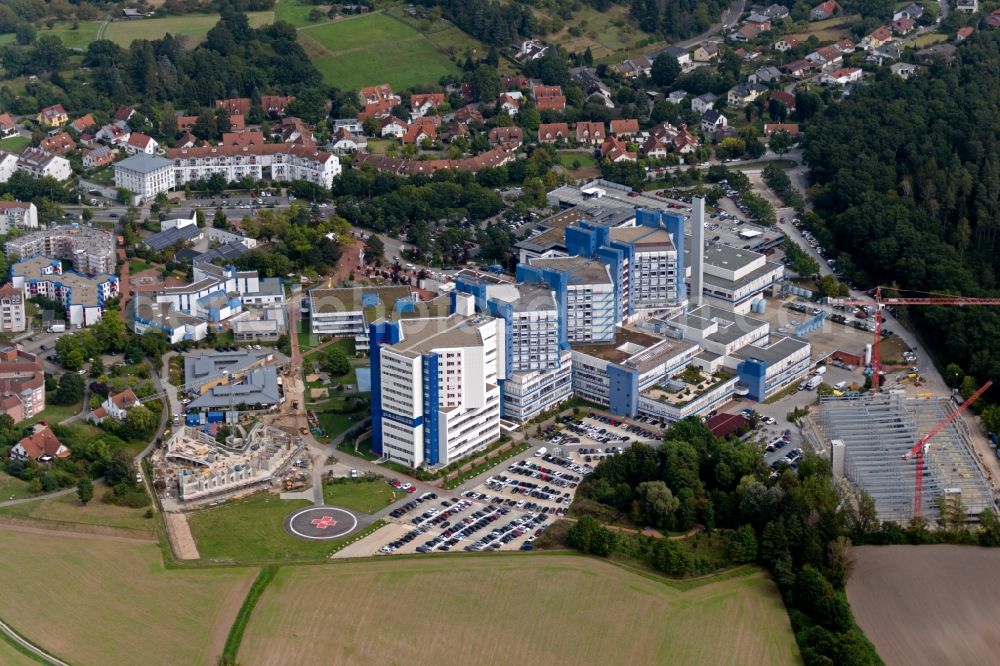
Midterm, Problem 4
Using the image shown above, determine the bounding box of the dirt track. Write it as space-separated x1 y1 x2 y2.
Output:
847 545 1000 666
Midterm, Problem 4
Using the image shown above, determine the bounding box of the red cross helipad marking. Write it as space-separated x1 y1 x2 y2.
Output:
311 515 338 529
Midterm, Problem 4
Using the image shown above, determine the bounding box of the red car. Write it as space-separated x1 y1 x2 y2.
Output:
406 486 417 494
389 479 402 488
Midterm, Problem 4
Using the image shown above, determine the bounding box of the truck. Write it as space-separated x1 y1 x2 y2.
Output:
814 365 827 376
800 375 823 391
47 323 65 333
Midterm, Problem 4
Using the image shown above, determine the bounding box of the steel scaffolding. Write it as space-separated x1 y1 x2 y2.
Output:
818 392 992 524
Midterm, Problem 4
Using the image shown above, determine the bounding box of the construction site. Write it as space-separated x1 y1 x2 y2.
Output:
818 391 993 524
152 422 306 505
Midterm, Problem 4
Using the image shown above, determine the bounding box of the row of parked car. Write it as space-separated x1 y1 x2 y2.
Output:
387 492 437 519
508 460 581 486
489 496 567 516
539 453 594 477
417 506 509 552
485 474 573 504
465 513 548 552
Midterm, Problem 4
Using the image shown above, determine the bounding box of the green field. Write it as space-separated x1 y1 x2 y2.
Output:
40 21 101 50
0 136 29 153
103 11 275 47
0 488 154 534
0 527 256 666
557 151 598 169
239 555 801 665
0 471 31 501
275 0 330 27
299 13 461 90
322 479 398 514
23 399 83 427
0 633 45 666
187 492 364 563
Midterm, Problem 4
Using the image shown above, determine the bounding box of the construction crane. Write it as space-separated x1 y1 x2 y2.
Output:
830 286 1000 391
902 380 992 519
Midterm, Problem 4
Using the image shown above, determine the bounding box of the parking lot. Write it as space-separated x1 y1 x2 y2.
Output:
379 491 547 555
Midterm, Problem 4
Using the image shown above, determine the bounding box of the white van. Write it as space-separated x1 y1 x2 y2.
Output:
535 447 547 457
834 381 848 391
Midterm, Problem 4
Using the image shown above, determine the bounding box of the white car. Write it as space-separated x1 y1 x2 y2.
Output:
401 482 412 490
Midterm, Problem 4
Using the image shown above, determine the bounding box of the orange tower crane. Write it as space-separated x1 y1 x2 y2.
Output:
901 380 993 519
830 286 1000 391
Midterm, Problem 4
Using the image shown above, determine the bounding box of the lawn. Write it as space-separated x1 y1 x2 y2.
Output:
315 409 364 441
103 11 275 46
908 33 948 48
299 13 461 90
547 4 655 61
556 151 598 169
130 258 153 273
0 136 29 153
39 21 101 50
0 528 256 666
0 634 43 666
23 399 83 427
275 0 330 26
297 318 322 353
187 492 362 563
0 487 155 534
322 479 399 514
239 555 800 665
0 471 30 501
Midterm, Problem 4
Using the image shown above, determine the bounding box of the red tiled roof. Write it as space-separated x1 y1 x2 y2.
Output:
16 426 69 460
706 413 747 439
609 119 639 135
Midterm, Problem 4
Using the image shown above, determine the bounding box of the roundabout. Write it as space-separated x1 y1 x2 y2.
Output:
285 506 359 540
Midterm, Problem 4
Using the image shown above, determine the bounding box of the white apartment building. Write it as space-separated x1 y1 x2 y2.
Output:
0 284 26 333
148 263 283 324
373 314 504 468
0 202 38 233
0 150 19 183
6 225 116 276
166 144 342 189
11 256 119 327
114 153 176 201
17 148 72 181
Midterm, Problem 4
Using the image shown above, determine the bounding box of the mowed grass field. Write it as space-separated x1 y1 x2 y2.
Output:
298 13 461 90
0 636 44 666
239 555 800 666
848 545 1000 666
322 479 399 514
103 11 275 46
0 527 257 666
0 487 155 534
38 21 101 50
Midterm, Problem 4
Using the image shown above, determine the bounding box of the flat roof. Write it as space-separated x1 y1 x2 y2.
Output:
133 293 203 330
609 226 675 250
670 304 768 343
114 153 172 174
693 242 764 272
188 366 280 408
732 335 810 366
391 315 488 357
528 256 611 286
145 224 201 251
309 286 413 315
573 326 696 370
12 256 114 307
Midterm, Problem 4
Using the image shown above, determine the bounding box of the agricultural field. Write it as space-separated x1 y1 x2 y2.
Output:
545 4 658 62
322 479 399 514
38 21 101 50
0 527 256 666
848 545 1000 666
275 0 331 27
298 13 461 90
102 11 275 47
0 487 155 534
239 555 800 665
0 635 44 666
786 15 861 43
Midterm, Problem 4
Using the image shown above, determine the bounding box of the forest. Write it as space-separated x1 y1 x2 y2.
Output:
802 32 1000 389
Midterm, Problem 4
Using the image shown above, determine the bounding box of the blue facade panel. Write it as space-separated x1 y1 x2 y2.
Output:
422 353 440 465
608 364 640 417
368 321 401 456
738 358 768 402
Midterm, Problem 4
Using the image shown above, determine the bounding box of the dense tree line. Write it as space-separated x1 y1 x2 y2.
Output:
630 0 731 41
803 33 1000 387
412 0 534 46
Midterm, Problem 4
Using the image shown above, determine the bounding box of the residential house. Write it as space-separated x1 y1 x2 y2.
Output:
763 123 800 136
502 75 530 91
727 83 766 107
664 45 691 66
672 125 699 153
773 37 802 52
10 425 69 462
222 131 266 148
39 132 76 156
835 38 856 53
488 126 524 147
600 136 636 162
749 65 783 84
176 133 198 149
866 44 902 64
861 27 893 50
890 62 918 79
114 105 135 123
609 119 640 137
571 67 613 108
668 90 688 105
410 93 446 118
125 132 158 155
513 39 548 62
83 146 115 168
0 151 15 183
453 105 484 126
612 57 653 78
0 343 42 420
17 148 72 181
215 98 251 116
70 114 97 134
533 85 566 111
807 45 844 68
439 121 469 144
769 90 797 112
987 10 1000 28
575 121 605 145
402 123 436 145
379 116 407 139
95 122 131 147
693 42 720 61
276 117 314 144
498 92 521 116
358 84 401 120
810 0 842 20
0 113 15 138
640 135 669 159
732 21 770 42
0 201 37 232
90 388 139 424
822 67 863 85
892 18 916 35
691 92 718 114
537 122 570 143
701 109 728 133
893 3 923 21
36 104 68 127
329 128 367 154
956 26 974 40
783 59 815 77
752 3 790 19
260 95 295 116
955 0 977 15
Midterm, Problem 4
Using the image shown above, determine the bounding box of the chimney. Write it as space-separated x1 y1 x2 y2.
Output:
690 196 705 309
